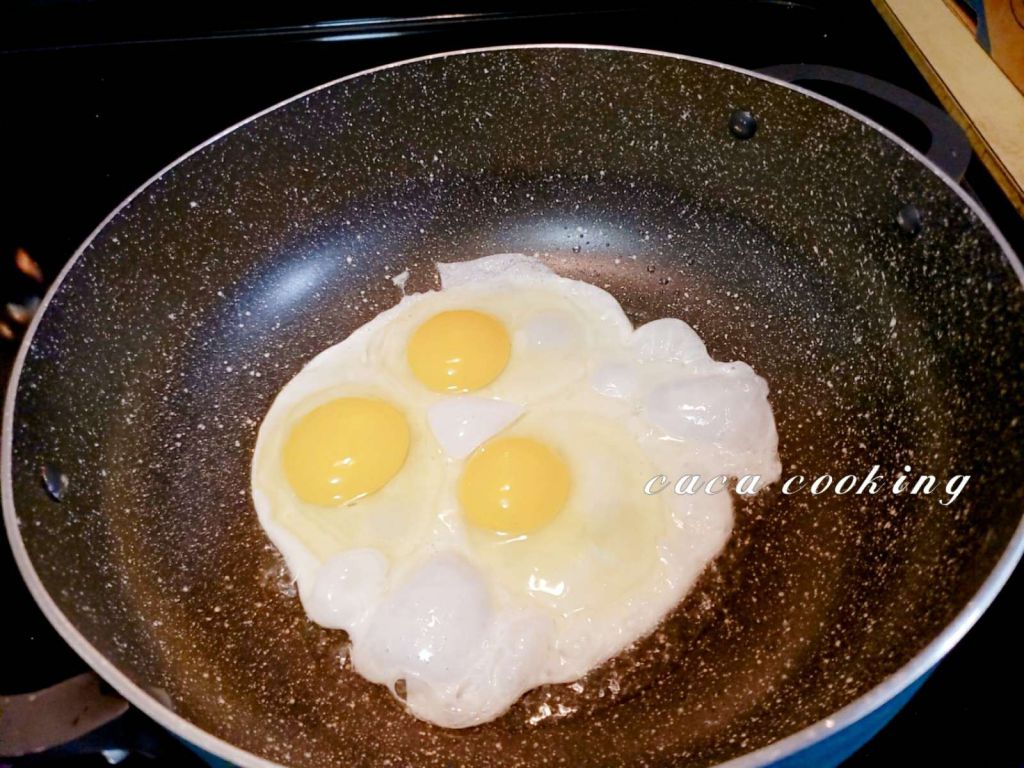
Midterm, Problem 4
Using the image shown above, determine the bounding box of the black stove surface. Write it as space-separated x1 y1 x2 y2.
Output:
1 3 1021 766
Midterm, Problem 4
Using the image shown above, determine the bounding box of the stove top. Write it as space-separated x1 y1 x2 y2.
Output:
1 3 1021 766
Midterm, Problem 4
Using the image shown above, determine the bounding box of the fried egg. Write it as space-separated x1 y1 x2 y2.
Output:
251 254 780 728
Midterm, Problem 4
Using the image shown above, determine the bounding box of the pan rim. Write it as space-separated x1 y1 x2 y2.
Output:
3 42 1023 768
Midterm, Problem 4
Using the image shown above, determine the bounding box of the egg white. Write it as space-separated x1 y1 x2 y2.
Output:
251 253 780 728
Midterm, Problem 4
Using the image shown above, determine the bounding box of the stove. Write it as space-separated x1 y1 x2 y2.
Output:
1 3 1021 766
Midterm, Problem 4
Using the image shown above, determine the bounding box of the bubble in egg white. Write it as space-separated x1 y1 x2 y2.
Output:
427 396 524 459
350 553 557 727
630 317 709 364
589 361 641 400
645 363 779 477
307 548 387 631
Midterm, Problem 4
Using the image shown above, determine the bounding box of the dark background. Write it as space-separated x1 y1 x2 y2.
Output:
1 2 1021 766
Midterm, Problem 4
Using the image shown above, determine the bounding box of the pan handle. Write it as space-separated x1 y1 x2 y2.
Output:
0 672 200 764
757 64 971 183
0 672 128 758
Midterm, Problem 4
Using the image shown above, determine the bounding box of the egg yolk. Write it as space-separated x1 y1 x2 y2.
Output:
283 397 410 506
407 310 511 393
458 436 570 535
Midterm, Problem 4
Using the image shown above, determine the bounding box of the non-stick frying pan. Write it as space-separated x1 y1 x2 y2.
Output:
3 46 1023 768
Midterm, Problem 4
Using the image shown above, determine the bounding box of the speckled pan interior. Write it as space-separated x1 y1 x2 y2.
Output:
6 47 1024 767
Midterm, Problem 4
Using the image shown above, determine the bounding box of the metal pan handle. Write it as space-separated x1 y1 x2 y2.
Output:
757 64 971 183
0 672 128 760
0 672 200 764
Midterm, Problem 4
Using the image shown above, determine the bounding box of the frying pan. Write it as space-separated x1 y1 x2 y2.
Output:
3 45 1023 768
